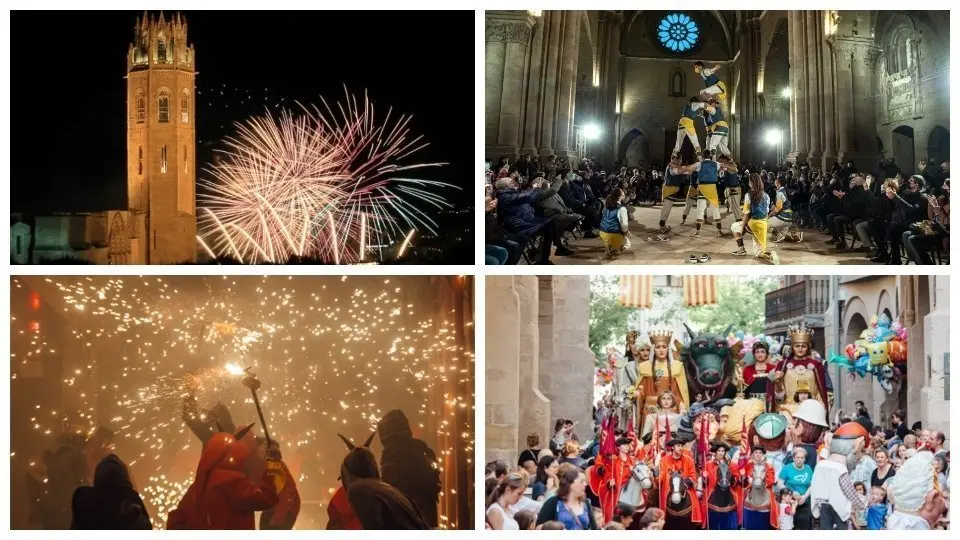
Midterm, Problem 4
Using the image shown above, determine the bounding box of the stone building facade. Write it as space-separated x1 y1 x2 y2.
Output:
485 10 949 173
127 12 197 263
11 12 197 265
823 275 950 435
486 276 595 465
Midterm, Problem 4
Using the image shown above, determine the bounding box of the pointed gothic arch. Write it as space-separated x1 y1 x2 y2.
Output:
158 89 169 123
136 88 145 123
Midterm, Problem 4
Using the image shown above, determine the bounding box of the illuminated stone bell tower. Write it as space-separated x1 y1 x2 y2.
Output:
127 11 197 263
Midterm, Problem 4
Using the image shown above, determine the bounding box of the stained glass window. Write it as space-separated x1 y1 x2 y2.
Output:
657 13 699 52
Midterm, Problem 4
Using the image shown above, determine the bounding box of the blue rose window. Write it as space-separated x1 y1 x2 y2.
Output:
658 13 699 52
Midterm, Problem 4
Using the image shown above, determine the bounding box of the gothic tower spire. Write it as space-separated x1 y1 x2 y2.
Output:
126 12 197 263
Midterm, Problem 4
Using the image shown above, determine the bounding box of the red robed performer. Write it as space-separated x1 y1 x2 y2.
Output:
658 439 703 524
594 434 641 523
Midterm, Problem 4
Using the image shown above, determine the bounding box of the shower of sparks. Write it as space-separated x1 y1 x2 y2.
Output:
197 88 456 264
10 276 474 529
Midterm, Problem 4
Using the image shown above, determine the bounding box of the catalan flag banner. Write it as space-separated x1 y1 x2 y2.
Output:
683 275 718 306
618 276 653 308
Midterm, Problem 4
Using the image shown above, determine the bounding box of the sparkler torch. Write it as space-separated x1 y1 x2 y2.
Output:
240 366 272 445
237 364 285 492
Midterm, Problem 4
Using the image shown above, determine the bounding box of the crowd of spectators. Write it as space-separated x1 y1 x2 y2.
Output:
485 153 949 265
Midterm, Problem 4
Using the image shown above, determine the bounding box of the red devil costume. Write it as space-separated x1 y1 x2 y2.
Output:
327 486 362 530
327 432 375 530
167 424 280 529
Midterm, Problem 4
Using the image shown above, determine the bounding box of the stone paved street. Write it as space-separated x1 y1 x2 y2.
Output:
552 203 881 265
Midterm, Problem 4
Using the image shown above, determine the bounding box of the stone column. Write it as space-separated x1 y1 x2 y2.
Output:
901 275 922 423
831 35 881 172
521 15 546 155
485 11 537 159
537 12 563 157
851 41 882 158
554 11 581 158
920 275 950 436
485 276 522 464
788 11 808 162
538 276 595 442
596 11 622 167
820 11 838 168
805 10 822 162
516 276 552 447
739 18 760 163
830 37 854 158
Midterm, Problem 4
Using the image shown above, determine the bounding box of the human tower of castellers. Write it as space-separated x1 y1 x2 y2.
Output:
486 322 949 531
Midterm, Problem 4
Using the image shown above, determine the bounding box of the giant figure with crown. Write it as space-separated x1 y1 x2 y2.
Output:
773 322 833 415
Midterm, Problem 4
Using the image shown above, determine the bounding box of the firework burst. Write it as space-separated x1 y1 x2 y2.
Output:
197 88 454 264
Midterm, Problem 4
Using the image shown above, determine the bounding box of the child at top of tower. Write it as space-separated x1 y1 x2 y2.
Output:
694 61 726 99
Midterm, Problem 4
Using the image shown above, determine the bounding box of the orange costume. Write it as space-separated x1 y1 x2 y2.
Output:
595 451 638 523
658 449 703 524
738 460 778 528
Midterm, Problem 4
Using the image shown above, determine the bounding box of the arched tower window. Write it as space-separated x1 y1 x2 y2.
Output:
136 89 145 123
669 68 686 96
138 146 143 175
158 92 169 123
157 33 167 63
181 92 189 124
160 145 167 174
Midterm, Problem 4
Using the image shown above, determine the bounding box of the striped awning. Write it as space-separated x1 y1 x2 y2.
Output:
618 275 653 308
683 275 718 306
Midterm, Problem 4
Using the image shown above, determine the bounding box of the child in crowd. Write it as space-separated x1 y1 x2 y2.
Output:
778 488 797 530
599 188 631 259
513 510 537 530
867 485 889 530
540 521 564 530
853 482 868 528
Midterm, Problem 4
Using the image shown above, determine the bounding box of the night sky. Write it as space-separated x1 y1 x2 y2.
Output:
11 11 473 212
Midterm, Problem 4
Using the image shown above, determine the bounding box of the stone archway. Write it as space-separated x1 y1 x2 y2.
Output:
618 128 651 168
926 125 949 164
876 288 893 321
625 131 650 167
892 125 915 175
841 297 872 412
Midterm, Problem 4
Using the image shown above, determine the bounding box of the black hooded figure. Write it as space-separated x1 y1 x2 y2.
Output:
376 409 442 528
71 454 151 529
339 432 431 530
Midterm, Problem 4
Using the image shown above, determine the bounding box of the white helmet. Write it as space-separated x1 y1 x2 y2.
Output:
793 399 828 427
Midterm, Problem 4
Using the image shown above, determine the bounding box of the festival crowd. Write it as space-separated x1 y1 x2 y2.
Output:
484 153 949 265
485 324 949 530
25 403 440 530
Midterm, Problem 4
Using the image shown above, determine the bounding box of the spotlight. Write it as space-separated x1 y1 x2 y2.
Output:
781 88 792 98
765 130 782 145
584 124 601 141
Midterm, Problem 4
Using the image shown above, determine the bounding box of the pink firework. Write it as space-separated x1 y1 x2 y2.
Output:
197 88 452 264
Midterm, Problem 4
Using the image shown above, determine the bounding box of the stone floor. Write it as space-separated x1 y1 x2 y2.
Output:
553 203 880 266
